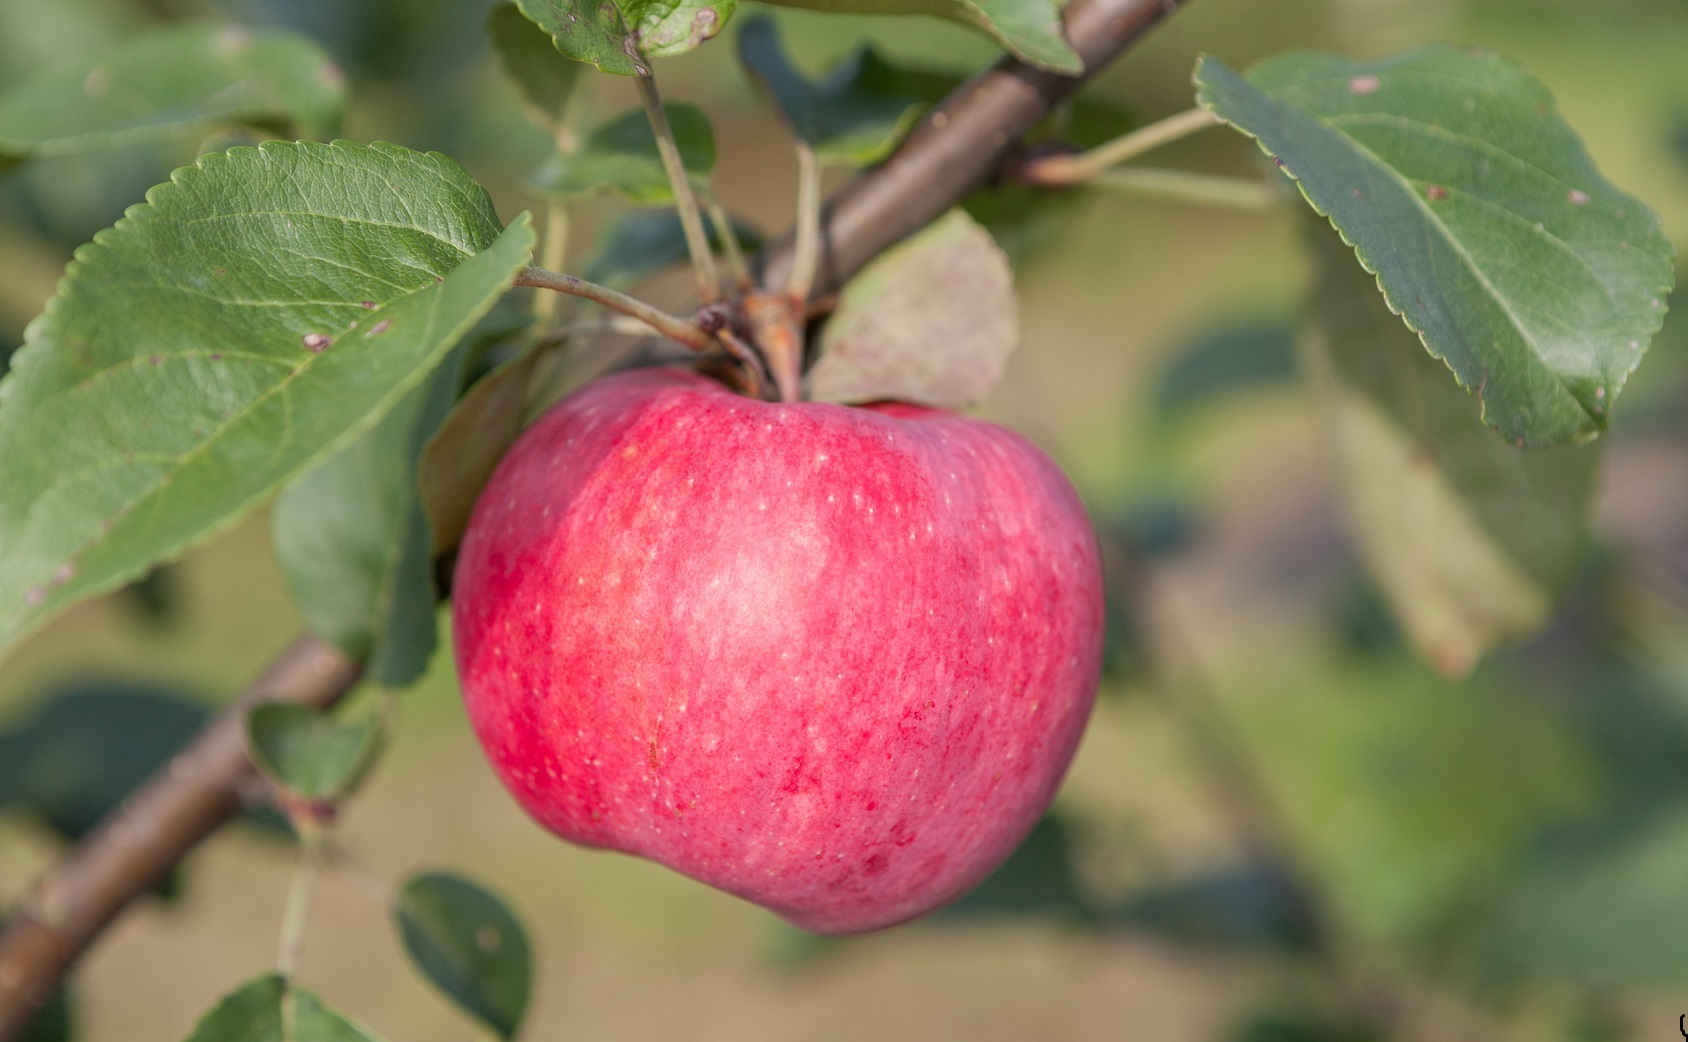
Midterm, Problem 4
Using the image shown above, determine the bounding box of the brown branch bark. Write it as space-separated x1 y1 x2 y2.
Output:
760 0 1190 296
0 0 1187 1035
0 637 359 1039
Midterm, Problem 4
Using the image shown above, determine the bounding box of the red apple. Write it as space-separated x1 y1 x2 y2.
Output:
451 368 1103 934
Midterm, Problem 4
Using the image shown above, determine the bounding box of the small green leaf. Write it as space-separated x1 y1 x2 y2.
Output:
530 104 714 204
0 681 209 839
736 15 923 166
511 0 736 72
581 207 763 289
622 0 738 59
419 349 543 557
0 141 536 656
182 975 385 1042
807 209 1015 407
0 24 345 162
1149 321 1298 423
1303 223 1597 678
395 872 533 1040
488 1 584 129
1195 47 1675 447
759 0 1079 75
513 0 645 77
245 701 385 803
272 354 465 689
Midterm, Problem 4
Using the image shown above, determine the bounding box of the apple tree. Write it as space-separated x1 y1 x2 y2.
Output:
0 0 1676 1039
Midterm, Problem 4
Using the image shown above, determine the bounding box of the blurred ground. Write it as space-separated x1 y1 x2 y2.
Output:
3 0 1688 1039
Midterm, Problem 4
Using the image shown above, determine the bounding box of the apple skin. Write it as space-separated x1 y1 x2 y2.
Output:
452 368 1103 934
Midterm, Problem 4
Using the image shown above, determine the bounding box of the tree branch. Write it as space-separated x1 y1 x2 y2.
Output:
759 0 1192 296
0 637 360 1040
0 0 1189 1034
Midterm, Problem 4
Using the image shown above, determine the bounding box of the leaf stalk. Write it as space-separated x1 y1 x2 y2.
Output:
514 266 711 349
634 74 721 304
1026 107 1221 185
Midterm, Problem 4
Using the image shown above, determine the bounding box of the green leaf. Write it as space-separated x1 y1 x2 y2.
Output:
759 0 1080 75
1303 223 1598 678
0 24 345 162
394 872 533 1040
182 975 385 1042
1195 47 1675 447
580 207 763 289
807 209 1015 407
511 0 734 73
0 681 209 839
0 140 536 656
487 1 584 130
245 701 385 803
530 103 714 204
418 349 543 558
736 15 923 166
1150 321 1298 423
272 353 465 689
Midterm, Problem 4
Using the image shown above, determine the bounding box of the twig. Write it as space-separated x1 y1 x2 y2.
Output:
0 1 1192 1034
634 74 721 304
759 0 1194 297
1022 107 1220 185
0 636 360 1040
513 266 712 349
702 193 753 292
276 830 322 980
787 141 822 302
1034 166 1280 209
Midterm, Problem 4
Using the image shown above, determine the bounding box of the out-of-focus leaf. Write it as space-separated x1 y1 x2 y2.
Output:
0 24 345 162
488 2 584 129
807 209 1015 407
0 141 535 656
1196 48 1675 447
1228 1008 1383 1042
530 104 714 204
1304 224 1599 677
1110 865 1317 951
0 681 208 839
273 351 464 688
119 563 180 626
1469 802 1688 986
181 974 385 1042
939 814 1093 922
580 207 762 289
511 0 734 72
15 984 71 1042
245 702 385 804
394 872 532 1040
736 15 922 166
760 0 1080 74
1232 658 1595 948
1150 321 1297 422
419 348 542 556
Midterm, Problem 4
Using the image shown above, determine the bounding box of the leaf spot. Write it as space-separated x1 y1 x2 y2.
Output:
476 926 502 953
1347 74 1381 95
24 586 45 606
214 27 252 56
1425 184 1448 201
1567 188 1590 205
301 333 332 352
148 354 164 365
82 69 108 99
360 300 378 310
1594 386 1605 399
51 562 75 584
369 319 392 336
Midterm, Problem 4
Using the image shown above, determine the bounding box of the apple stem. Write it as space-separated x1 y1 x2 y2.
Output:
714 327 773 398
1054 167 1280 210
786 140 823 303
635 73 722 305
743 291 805 403
515 266 713 350
1016 107 1222 185
703 190 754 291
